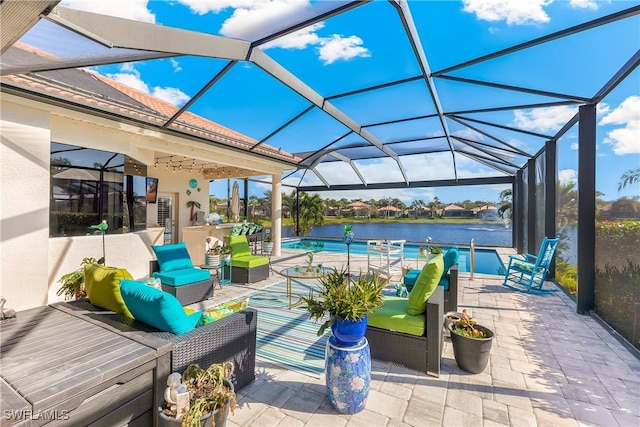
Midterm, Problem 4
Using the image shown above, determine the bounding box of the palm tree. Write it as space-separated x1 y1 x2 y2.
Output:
498 189 512 219
618 167 640 191
298 193 325 236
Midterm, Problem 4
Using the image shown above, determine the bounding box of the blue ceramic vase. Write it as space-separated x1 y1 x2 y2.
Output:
325 336 371 414
331 316 367 347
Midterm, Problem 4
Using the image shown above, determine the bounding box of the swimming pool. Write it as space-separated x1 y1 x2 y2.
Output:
281 238 506 276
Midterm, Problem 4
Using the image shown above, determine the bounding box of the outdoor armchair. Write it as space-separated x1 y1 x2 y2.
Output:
227 235 269 283
503 236 559 294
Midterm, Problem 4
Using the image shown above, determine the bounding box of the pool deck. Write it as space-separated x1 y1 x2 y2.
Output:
190 248 640 427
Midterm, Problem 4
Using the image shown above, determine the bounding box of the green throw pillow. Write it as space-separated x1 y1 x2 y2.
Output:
84 263 134 317
407 255 444 315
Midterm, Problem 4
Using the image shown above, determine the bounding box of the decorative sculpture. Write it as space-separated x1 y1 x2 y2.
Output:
164 372 189 419
342 225 354 276
89 220 108 263
0 296 16 320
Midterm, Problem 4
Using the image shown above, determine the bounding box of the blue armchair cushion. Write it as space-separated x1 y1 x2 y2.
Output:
151 243 194 272
152 267 210 286
120 279 202 335
403 270 420 287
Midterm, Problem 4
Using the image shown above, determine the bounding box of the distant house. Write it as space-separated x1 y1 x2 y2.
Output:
442 204 473 218
472 205 499 219
345 201 370 218
325 206 339 217
377 205 402 218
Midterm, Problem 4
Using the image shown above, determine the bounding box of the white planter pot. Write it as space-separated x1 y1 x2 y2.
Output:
205 254 220 267
263 242 274 255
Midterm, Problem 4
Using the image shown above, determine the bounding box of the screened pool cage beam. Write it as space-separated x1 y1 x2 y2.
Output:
447 115 532 157
434 75 591 103
0 0 61 54
447 114 555 140
325 75 423 101
455 151 516 176
432 5 640 76
298 131 353 164
446 100 581 116
164 60 238 128
451 138 521 170
544 140 557 280
393 0 458 181
250 105 315 152
452 135 529 160
297 176 512 193
329 151 368 186
250 1 368 48
591 49 640 103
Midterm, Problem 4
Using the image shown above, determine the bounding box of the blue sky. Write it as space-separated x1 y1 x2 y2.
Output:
57 0 639 205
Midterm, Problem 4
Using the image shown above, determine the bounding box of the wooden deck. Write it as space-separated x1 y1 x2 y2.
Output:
0 306 162 426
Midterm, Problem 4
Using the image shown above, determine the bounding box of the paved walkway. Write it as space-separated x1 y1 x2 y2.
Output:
193 248 640 427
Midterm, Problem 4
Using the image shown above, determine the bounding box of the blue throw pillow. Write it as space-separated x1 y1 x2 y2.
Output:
120 279 201 335
443 247 460 274
151 243 194 272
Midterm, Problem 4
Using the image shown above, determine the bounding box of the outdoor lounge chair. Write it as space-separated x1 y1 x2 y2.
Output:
227 235 269 283
503 236 559 294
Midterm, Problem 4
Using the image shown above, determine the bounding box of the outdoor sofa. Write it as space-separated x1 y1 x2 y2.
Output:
53 299 257 424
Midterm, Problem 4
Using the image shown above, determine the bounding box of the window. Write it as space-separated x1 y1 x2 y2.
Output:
50 142 147 237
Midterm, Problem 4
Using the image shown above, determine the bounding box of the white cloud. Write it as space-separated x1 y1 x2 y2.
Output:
511 105 577 133
462 0 552 26
263 24 323 49
558 169 577 185
569 0 599 10
178 0 369 64
318 35 370 65
105 64 190 107
452 129 485 141
599 95 640 155
169 59 182 73
60 0 155 23
152 87 190 107
570 142 579 150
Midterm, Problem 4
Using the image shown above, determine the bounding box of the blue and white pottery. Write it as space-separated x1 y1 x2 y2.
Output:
331 316 367 347
325 336 370 414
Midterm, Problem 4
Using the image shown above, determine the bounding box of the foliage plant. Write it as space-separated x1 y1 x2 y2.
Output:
302 267 385 336
56 257 104 300
451 309 490 339
163 361 236 427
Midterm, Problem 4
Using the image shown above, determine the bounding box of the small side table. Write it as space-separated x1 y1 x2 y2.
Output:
200 264 222 289
220 258 232 286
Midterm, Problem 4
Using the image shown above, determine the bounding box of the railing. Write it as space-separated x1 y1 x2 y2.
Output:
470 238 475 280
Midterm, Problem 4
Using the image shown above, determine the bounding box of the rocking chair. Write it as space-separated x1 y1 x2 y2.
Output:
503 236 559 294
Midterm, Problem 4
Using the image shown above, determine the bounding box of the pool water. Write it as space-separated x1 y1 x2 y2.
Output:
281 238 506 276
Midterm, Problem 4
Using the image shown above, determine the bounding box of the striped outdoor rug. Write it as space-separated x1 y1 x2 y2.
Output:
248 280 329 378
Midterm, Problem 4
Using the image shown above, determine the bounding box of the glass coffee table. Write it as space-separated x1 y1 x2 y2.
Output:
278 266 333 309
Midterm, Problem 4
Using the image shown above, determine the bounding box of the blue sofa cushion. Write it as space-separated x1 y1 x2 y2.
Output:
438 275 450 291
152 267 210 286
120 279 202 335
403 270 420 286
443 247 460 275
151 243 193 272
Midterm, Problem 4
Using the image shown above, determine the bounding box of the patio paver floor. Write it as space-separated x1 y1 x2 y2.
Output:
189 248 640 427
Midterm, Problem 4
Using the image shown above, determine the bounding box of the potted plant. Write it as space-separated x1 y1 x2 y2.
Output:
56 257 104 300
262 234 274 255
448 309 495 373
302 267 384 346
219 245 232 261
204 237 221 268
159 361 236 427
